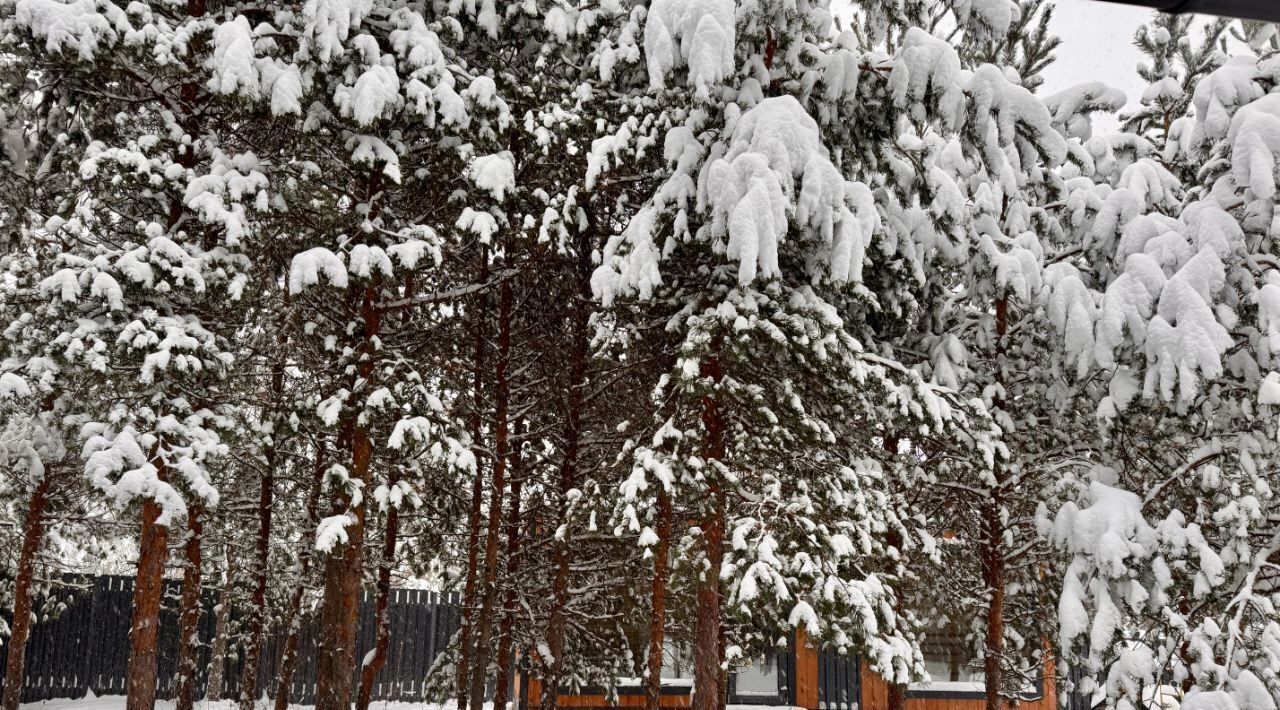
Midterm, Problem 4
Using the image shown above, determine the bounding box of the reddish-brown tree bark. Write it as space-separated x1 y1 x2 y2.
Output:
692 349 726 710
315 171 384 710
314 316 377 710
468 268 513 710
173 501 205 710
540 220 593 710
643 486 673 710
356 471 401 710
1 474 51 710
458 245 489 710
982 295 1010 710
492 423 526 710
981 494 1006 710
314 276 378 710
237 474 275 705
125 0 205 703
882 435 908 710
125 456 170 710
274 437 328 710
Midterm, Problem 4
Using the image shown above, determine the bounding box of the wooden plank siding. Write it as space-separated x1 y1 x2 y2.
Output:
794 628 819 709
522 676 693 710
516 628 1056 710
854 657 1057 710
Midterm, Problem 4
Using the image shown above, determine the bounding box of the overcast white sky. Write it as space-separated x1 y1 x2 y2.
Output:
1042 0 1153 108
827 0 1158 123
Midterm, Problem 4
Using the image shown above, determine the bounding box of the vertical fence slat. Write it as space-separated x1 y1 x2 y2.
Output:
7 574 468 705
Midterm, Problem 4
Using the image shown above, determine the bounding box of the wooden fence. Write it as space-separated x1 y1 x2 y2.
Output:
0 575 461 704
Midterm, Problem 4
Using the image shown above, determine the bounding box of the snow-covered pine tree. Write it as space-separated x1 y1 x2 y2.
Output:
1044 23 1280 710
201 3 480 703
1 0 271 705
0 371 66 710
1121 13 1229 151
894 7 1075 709
844 4 1100 709
590 5 1005 710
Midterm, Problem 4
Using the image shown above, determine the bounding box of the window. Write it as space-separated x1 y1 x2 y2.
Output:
909 622 1043 698
913 625 984 693
733 657 780 696
729 651 791 705
659 641 694 685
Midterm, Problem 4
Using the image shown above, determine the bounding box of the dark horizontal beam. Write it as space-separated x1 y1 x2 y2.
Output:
1097 0 1280 22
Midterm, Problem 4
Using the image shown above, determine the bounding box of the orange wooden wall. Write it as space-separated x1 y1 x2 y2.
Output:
519 631 1055 710
854 656 1057 710
522 676 693 710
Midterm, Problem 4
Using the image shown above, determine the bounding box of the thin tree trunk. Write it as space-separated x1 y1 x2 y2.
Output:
174 500 205 710
239 359 284 710
692 347 726 710
643 486 672 710
541 219 593 710
314 336 375 710
883 435 907 710
125 455 170 710
274 437 328 710
982 496 1006 710
205 546 236 702
125 0 205 702
458 244 490 710
469 267 513 710
315 171 384 710
983 295 1009 710
1 474 51 710
356 471 401 710
236 478 274 706
492 421 526 710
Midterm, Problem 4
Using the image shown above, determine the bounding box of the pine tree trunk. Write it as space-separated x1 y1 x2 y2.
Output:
237 472 275 706
124 0 205 701
643 487 672 710
1 474 51 710
469 269 513 710
313 467 368 710
883 436 907 710
981 497 1006 710
239 360 283 710
356 474 400 710
541 221 592 710
314 170 384 710
314 294 378 710
126 455 170 710
174 500 205 710
274 437 328 710
205 547 235 702
492 425 526 710
982 295 1009 710
459 245 490 710
692 348 726 710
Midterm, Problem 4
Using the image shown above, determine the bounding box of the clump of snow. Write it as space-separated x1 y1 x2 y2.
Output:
471 152 516 201
890 28 964 128
644 0 735 99
1192 55 1263 144
289 247 349 293
704 95 872 287
209 17 259 98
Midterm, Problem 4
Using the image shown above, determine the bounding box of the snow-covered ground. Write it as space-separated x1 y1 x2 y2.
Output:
18 698 468 710
19 703 801 710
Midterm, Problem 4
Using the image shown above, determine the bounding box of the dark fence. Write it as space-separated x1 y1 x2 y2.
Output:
0 575 461 704
816 650 860 710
